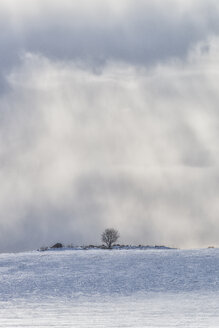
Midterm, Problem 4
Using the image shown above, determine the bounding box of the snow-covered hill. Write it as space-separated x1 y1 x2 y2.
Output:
0 249 219 327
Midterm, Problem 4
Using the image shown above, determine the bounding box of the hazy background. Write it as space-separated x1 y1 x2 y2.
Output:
1 0 219 252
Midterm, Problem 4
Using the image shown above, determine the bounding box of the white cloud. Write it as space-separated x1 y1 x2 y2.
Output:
1 36 219 251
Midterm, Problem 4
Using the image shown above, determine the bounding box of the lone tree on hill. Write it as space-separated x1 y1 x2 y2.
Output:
101 228 120 249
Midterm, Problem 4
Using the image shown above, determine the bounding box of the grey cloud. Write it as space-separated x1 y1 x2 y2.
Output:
1 0 219 91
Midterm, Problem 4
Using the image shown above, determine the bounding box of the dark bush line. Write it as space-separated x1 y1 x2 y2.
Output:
38 243 174 251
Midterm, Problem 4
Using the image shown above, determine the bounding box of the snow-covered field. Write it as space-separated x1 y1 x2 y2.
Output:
0 248 219 327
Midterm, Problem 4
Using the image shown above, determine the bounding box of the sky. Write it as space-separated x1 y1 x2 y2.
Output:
1 0 219 252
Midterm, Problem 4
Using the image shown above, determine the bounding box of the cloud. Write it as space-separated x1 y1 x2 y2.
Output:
1 1 219 251
1 34 219 251
1 0 219 91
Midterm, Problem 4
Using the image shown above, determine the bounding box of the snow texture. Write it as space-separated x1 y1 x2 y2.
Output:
0 249 219 327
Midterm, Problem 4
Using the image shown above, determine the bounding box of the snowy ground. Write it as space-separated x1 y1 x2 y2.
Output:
0 248 219 327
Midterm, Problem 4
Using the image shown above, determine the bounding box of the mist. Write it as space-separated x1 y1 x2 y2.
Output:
1 1 219 252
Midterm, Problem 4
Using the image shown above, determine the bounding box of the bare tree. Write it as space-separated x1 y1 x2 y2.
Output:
101 228 120 249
